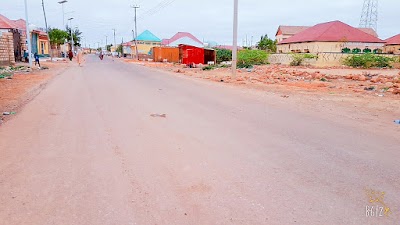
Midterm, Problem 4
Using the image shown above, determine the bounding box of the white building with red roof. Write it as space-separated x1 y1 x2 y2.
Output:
161 32 203 48
384 34 400 54
277 21 384 54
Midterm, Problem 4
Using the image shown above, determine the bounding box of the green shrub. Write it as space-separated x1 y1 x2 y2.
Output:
290 53 317 66
202 65 215 71
343 54 395 68
0 72 12 79
237 49 268 68
215 48 232 64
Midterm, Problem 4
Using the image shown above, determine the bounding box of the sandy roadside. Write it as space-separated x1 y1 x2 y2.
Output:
0 61 70 124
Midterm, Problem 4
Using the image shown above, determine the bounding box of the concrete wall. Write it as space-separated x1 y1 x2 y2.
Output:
277 42 384 54
0 31 15 66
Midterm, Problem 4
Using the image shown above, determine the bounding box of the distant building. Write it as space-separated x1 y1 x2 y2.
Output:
275 25 378 44
384 34 400 54
132 30 161 55
277 21 384 54
162 32 203 48
0 14 50 65
276 26 310 43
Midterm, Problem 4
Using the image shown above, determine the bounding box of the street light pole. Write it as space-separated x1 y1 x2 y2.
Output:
68 18 74 53
131 5 140 60
112 29 116 52
24 0 32 68
58 0 68 29
105 35 108 51
232 0 238 77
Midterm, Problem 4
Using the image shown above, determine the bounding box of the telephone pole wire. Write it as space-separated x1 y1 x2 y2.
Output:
131 5 140 60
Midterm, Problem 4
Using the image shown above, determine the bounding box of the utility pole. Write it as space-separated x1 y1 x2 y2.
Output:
112 29 116 49
105 35 108 51
131 5 140 60
41 0 52 61
24 0 32 68
232 0 238 77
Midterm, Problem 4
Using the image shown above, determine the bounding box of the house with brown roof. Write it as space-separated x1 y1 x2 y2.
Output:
384 34 400 54
276 21 384 54
275 25 378 44
276 26 310 43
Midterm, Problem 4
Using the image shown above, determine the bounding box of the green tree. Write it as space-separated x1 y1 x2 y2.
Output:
48 28 69 46
256 35 277 53
66 25 82 46
106 44 113 52
116 45 123 54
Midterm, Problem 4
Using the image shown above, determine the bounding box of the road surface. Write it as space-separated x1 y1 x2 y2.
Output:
1 56 399 225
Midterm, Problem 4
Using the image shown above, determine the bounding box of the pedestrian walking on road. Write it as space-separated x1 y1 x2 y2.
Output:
68 50 74 61
34 52 40 69
77 49 84 67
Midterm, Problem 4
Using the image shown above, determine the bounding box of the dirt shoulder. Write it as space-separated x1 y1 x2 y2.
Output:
123 60 400 136
0 61 70 124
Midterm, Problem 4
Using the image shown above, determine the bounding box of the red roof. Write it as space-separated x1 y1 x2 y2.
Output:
0 14 15 29
13 19 26 30
280 21 384 44
385 34 400 45
161 32 203 46
358 28 378 37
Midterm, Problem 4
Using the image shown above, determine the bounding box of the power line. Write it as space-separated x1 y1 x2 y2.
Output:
138 0 176 20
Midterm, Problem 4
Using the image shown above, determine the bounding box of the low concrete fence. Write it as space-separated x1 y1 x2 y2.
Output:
269 53 399 67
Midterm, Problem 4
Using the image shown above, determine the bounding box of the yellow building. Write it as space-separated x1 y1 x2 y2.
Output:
131 30 161 56
384 34 400 54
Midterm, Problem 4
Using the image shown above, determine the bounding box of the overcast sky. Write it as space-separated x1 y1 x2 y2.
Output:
1 0 398 48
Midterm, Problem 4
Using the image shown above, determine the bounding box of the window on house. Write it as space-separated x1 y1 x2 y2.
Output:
363 48 372 53
342 48 351 53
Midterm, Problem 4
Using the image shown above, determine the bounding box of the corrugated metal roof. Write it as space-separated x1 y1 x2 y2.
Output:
136 30 161 42
280 21 384 44
385 34 400 45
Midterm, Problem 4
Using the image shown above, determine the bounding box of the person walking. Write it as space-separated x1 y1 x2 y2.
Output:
76 49 84 67
34 52 40 69
68 50 74 61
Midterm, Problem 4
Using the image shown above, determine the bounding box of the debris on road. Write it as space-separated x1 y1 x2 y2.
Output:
3 112 16 116
150 114 167 118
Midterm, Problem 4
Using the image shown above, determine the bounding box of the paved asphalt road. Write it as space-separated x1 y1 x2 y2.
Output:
0 56 399 225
